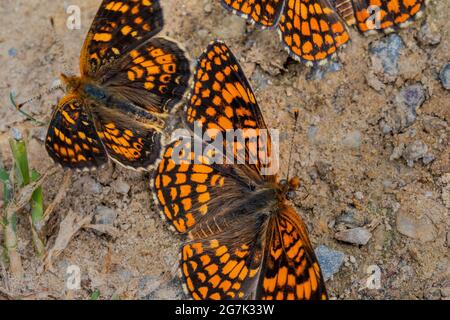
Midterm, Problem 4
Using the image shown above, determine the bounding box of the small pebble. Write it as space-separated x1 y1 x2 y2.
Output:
354 192 364 200
334 227 372 245
8 48 17 57
402 140 428 167
369 34 404 78
315 245 345 281
306 61 342 81
417 22 441 46
95 206 117 225
422 153 435 165
342 131 361 149
439 63 450 90
396 211 437 242
112 178 131 194
203 3 212 13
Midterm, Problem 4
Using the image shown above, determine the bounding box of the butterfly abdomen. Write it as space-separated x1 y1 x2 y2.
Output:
334 0 356 26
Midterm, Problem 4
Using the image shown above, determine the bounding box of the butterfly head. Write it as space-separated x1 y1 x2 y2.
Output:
60 73 81 92
279 176 300 201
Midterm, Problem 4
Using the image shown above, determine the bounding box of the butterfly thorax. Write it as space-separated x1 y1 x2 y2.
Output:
60 73 166 131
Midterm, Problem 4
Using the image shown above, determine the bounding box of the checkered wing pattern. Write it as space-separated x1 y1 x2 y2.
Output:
221 0 285 28
80 0 164 77
352 0 426 33
278 0 350 65
185 41 274 177
257 205 327 300
45 95 108 170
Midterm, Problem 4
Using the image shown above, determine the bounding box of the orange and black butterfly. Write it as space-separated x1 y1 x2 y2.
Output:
220 0 427 65
45 0 190 170
152 41 327 300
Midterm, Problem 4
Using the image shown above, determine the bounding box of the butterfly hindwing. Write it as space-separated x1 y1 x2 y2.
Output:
257 204 327 300
80 0 164 76
181 214 266 300
45 95 108 170
352 0 426 33
220 0 285 28
278 0 350 65
88 99 163 170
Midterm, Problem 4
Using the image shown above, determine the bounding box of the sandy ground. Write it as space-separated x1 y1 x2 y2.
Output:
0 0 448 299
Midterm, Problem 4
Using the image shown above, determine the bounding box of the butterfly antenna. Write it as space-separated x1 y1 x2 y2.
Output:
50 17 71 76
286 109 300 182
9 92 48 126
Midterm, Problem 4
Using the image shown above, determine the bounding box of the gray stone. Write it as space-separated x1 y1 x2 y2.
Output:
417 22 441 46
334 227 372 245
439 63 450 90
369 34 404 79
396 211 437 242
342 131 361 149
306 61 342 81
111 178 130 194
441 286 450 297
390 143 405 161
315 245 345 281
81 176 103 194
8 48 17 57
396 84 426 111
422 153 435 165
403 140 428 167
379 84 425 135
307 125 318 142
95 206 118 225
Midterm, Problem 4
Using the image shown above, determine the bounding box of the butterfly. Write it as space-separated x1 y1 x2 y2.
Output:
45 0 191 171
152 41 327 300
220 0 427 65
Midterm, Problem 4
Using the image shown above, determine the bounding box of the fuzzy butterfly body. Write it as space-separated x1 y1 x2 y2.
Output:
46 0 191 170
152 41 327 300
220 0 427 65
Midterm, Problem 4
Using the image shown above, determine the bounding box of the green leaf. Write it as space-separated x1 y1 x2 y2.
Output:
90 289 100 300
0 168 9 182
30 170 44 228
9 138 30 187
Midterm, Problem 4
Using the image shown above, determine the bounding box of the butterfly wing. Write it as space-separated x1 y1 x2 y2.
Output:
80 0 164 77
45 95 108 170
180 214 267 300
278 0 350 65
87 98 164 170
99 36 191 113
352 0 426 33
220 0 285 28
185 41 275 177
153 137 272 234
256 204 327 300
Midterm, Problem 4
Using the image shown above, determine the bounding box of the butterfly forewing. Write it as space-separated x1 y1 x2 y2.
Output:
80 0 164 76
100 37 191 113
185 41 274 177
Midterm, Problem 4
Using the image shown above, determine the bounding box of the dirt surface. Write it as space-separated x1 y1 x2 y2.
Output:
0 0 448 300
